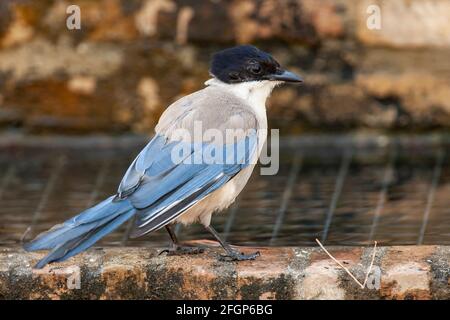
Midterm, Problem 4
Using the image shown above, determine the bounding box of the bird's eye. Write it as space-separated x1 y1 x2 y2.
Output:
249 64 262 75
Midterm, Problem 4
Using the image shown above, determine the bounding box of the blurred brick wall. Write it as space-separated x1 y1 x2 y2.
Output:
0 0 449 134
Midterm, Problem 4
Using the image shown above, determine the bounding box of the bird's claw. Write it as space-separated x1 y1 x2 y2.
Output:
219 250 260 261
159 246 205 256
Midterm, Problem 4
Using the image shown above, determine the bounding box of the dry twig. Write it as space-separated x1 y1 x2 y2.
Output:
315 239 377 289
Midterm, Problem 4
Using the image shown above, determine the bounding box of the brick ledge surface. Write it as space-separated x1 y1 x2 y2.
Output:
1 241 449 300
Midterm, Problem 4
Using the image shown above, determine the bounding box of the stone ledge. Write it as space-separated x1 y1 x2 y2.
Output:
0 242 448 300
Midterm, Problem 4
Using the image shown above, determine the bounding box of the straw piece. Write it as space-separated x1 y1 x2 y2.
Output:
315 238 377 289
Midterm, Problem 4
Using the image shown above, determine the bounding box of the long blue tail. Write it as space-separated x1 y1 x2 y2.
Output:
24 196 135 269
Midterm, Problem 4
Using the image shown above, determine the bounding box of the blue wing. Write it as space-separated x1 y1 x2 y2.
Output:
116 131 258 237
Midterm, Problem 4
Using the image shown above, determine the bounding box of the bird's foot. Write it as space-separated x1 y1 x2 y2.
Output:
219 250 260 261
159 245 205 256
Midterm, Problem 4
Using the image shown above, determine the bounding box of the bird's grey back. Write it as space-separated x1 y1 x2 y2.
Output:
155 86 261 140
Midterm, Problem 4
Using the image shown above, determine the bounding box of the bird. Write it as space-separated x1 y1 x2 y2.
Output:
24 45 303 268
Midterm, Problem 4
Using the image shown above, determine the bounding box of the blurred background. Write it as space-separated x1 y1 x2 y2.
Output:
1 0 450 133
0 0 449 248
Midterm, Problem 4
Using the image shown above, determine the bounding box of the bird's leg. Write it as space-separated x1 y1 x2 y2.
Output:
205 225 260 261
159 225 205 256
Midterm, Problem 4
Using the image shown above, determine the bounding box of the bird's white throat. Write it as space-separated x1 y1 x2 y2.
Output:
205 78 280 120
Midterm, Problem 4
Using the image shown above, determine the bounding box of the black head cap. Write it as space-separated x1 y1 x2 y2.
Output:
209 45 303 84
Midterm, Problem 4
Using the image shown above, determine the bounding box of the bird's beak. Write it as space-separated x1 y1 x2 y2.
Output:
267 69 303 83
